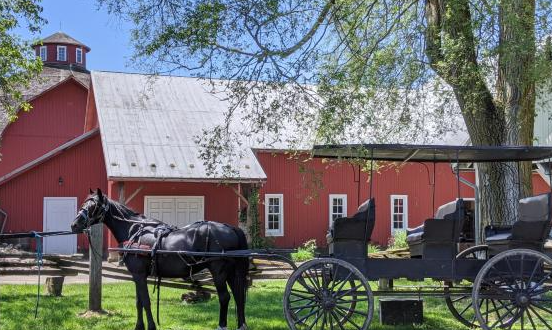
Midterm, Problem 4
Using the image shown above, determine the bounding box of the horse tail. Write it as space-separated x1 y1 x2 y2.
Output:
235 227 249 293
233 226 249 320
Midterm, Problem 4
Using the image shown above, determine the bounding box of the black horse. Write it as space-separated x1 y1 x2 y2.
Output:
71 189 249 330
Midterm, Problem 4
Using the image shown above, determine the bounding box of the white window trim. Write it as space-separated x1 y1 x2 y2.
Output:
329 194 347 227
57 45 67 61
390 195 408 233
265 194 284 237
76 47 82 63
39 46 47 61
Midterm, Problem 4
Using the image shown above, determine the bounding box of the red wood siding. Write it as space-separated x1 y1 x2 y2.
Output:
0 134 107 250
106 180 241 247
35 44 87 68
256 152 549 248
0 79 88 178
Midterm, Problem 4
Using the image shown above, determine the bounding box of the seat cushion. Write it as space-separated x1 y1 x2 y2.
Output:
407 224 424 236
486 232 512 243
406 231 424 244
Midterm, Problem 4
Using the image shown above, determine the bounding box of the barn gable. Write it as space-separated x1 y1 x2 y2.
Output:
90 71 267 182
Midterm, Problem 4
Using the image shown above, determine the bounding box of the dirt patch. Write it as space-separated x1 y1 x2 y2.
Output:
78 310 112 318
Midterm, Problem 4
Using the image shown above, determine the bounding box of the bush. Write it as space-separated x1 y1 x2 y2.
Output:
387 230 408 250
291 239 317 262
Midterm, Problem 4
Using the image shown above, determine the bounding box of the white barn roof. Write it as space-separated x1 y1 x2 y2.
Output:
91 71 268 182
91 71 470 182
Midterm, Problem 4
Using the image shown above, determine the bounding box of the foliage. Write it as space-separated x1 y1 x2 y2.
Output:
0 0 45 121
0 281 484 329
291 238 317 262
387 230 408 250
246 187 273 249
367 243 382 255
99 0 552 227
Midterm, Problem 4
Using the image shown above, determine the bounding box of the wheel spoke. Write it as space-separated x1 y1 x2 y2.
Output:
335 304 368 318
526 307 537 330
290 302 323 311
528 305 552 330
306 309 323 330
335 296 370 303
334 271 354 296
290 294 317 304
527 260 542 290
295 307 321 325
451 295 469 303
333 308 362 330
529 273 552 294
529 301 552 315
336 283 363 299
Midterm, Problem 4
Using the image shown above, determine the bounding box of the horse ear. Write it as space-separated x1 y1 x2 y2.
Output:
89 188 94 194
97 188 104 200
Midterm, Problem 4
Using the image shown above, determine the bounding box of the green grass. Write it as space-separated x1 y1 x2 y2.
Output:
0 280 467 330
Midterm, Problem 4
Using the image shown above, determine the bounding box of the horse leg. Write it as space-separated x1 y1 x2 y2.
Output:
211 265 230 330
133 274 156 330
133 280 145 330
227 273 246 330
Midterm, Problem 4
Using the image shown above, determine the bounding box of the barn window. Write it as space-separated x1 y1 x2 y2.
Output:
265 194 283 237
57 45 67 61
329 194 347 226
390 195 408 232
39 46 47 61
76 47 82 63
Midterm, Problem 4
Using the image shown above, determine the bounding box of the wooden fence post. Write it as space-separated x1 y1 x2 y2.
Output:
88 222 103 311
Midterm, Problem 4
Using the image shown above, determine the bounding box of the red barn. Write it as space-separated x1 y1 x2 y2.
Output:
0 32 550 255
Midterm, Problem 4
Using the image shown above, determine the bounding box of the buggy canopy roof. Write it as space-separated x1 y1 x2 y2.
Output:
312 144 552 163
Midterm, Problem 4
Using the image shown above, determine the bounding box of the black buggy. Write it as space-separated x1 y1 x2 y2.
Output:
282 144 552 330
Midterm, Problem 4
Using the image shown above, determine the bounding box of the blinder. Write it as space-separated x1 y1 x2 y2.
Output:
79 198 110 228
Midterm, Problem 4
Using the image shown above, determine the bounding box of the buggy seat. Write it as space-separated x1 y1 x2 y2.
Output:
406 199 468 259
327 198 375 259
486 193 552 256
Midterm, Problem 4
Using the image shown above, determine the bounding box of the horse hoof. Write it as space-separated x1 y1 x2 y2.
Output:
236 325 248 330
215 327 228 330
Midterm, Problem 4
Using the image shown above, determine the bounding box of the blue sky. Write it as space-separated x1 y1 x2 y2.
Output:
18 0 136 73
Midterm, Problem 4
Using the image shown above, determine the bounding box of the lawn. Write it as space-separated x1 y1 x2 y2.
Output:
0 280 466 330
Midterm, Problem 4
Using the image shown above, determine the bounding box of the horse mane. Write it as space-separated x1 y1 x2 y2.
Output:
98 194 166 225
107 198 142 218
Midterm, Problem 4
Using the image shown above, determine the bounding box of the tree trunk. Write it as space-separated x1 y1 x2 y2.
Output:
425 0 536 234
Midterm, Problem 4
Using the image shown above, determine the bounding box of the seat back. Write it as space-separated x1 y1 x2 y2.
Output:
332 198 375 242
330 198 375 259
447 199 467 243
511 193 552 243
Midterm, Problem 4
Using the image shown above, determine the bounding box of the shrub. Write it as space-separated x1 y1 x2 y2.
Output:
291 239 317 262
387 230 408 250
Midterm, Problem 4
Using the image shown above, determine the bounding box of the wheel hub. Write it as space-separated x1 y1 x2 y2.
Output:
321 289 336 310
515 293 531 307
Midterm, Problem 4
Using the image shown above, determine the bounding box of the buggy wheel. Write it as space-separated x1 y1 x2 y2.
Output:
472 249 552 330
444 245 491 327
283 258 374 330
444 282 479 328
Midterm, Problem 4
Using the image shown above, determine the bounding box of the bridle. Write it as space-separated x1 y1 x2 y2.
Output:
78 197 110 229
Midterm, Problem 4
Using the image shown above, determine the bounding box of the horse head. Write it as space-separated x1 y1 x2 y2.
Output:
71 188 109 233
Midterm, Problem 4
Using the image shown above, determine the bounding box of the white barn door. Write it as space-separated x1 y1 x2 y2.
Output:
146 196 204 228
43 197 77 254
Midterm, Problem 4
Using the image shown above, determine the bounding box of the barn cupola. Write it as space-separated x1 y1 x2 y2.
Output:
34 32 91 72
